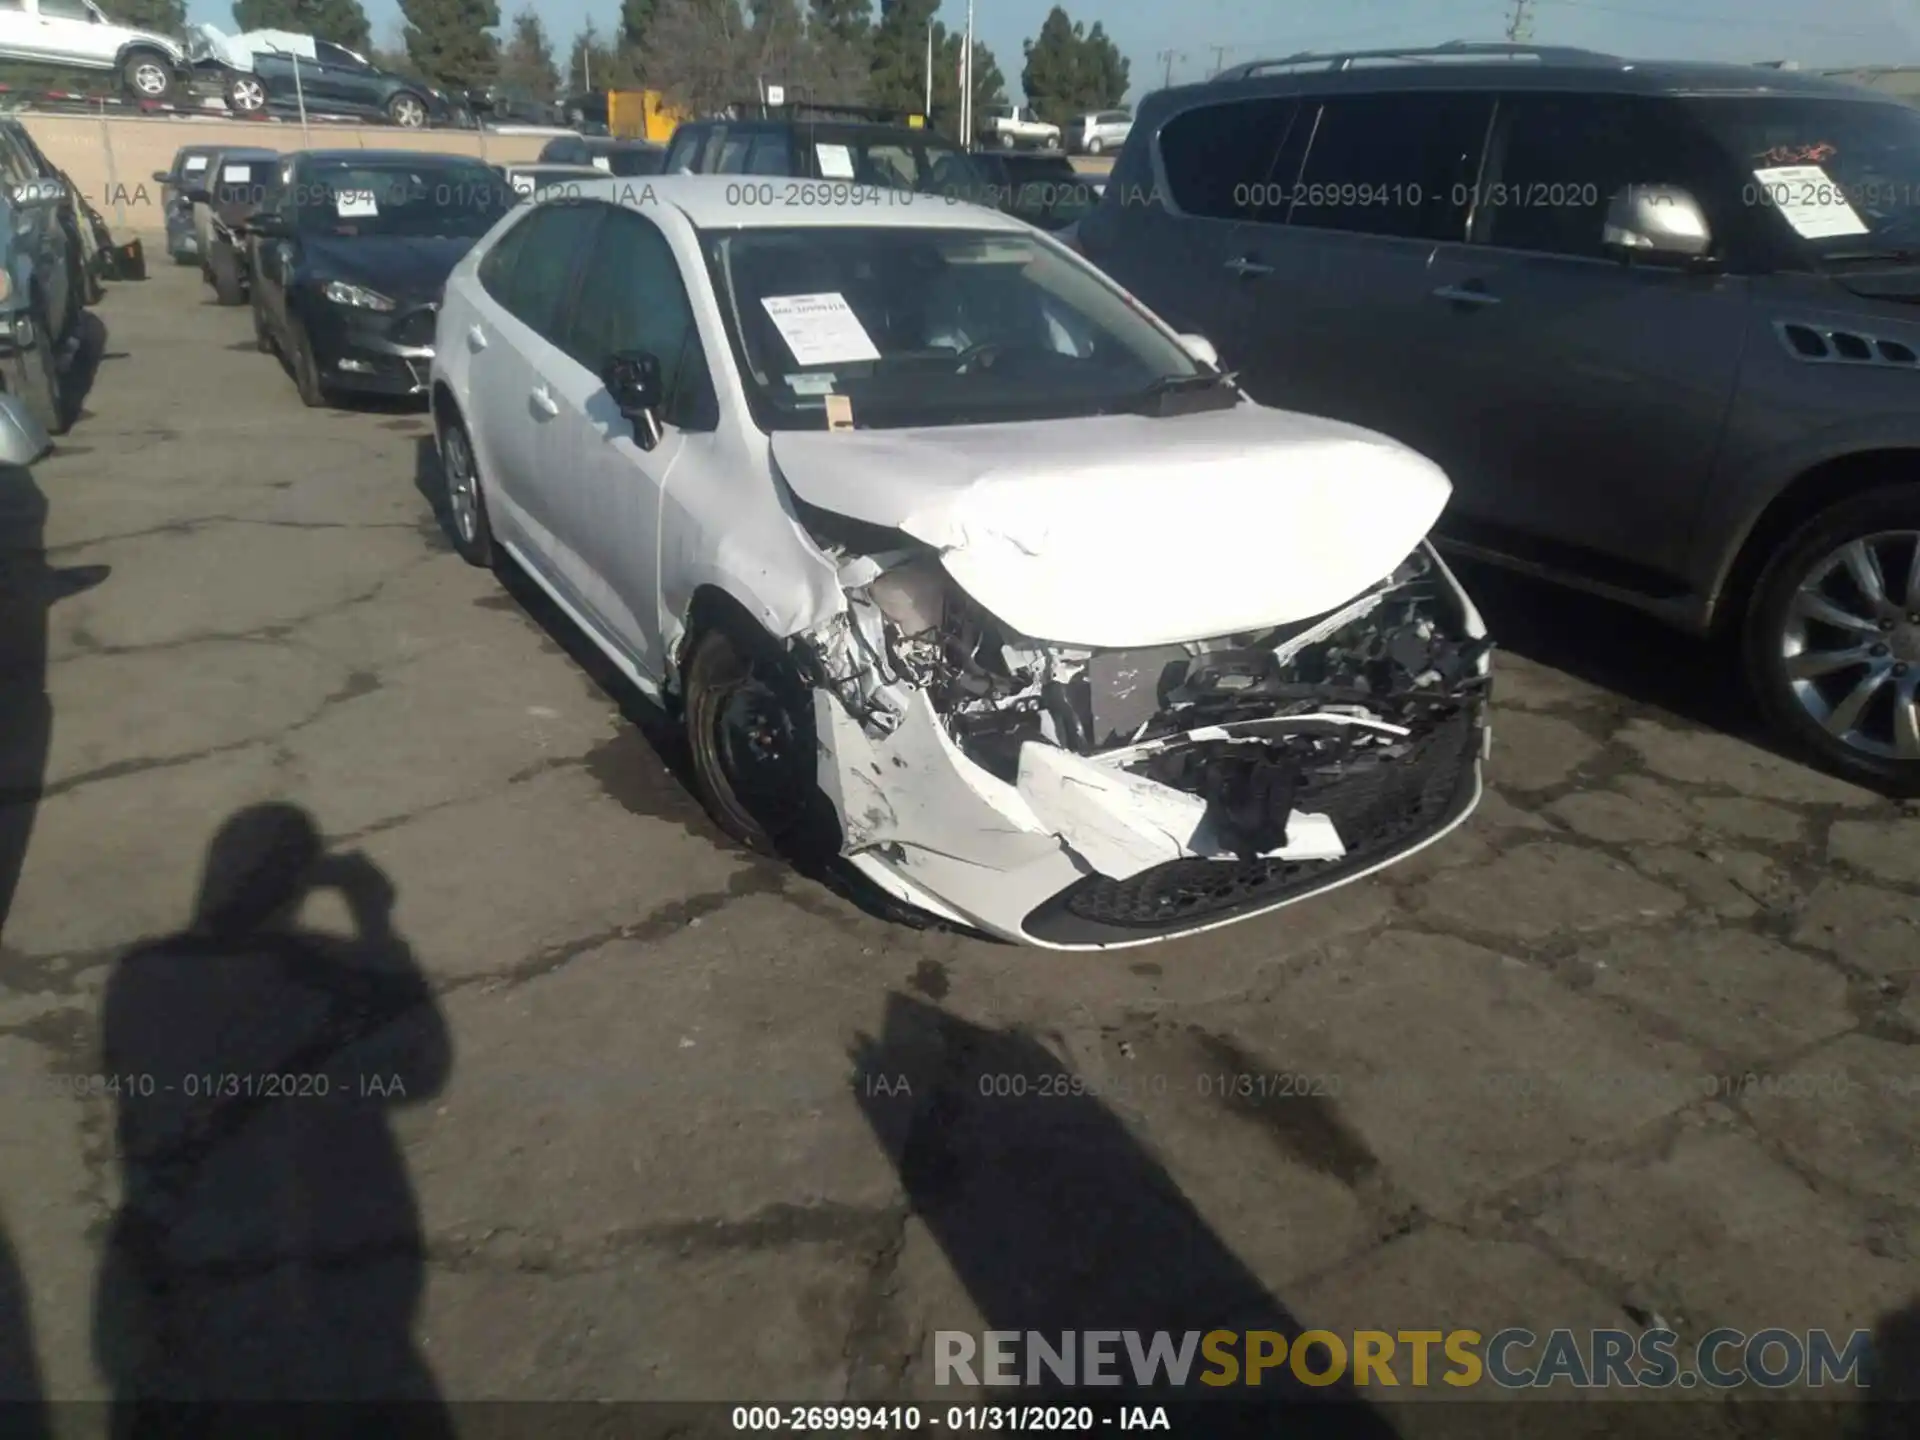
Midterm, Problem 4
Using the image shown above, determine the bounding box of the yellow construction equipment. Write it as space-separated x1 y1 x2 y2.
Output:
606 89 686 143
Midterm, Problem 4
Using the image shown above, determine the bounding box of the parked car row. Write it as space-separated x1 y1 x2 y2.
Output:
162 135 1496 949
1070 40 1920 792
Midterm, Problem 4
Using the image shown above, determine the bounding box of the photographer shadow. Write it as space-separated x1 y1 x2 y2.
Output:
91 803 453 1435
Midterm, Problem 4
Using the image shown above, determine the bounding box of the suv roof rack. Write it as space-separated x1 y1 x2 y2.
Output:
1211 40 1621 81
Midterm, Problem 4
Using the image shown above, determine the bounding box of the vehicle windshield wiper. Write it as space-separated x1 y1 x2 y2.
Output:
1112 369 1239 416
1820 247 1920 266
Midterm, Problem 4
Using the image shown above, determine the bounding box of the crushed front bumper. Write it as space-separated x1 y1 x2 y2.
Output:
308 302 437 397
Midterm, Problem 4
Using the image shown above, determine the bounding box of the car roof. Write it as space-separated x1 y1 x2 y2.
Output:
545 173 1032 232
1151 52 1898 110
585 136 660 150
682 118 949 146
211 147 279 161
298 149 494 164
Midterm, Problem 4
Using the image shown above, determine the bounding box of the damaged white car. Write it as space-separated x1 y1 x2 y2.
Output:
429 176 1493 949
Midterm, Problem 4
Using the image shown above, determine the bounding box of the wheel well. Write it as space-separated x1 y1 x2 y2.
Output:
116 44 172 69
676 586 770 676
1714 449 1920 633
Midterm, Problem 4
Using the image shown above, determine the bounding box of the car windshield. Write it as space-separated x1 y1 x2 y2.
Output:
1689 96 1920 256
292 161 512 238
705 224 1202 431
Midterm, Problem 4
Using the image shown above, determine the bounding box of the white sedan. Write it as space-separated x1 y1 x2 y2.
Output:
428 176 1492 949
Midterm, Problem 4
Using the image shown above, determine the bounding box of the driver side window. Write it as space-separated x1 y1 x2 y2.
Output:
37 0 95 19
314 41 363 68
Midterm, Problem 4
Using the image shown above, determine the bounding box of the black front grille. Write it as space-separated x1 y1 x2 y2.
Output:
1022 704 1483 945
393 305 437 349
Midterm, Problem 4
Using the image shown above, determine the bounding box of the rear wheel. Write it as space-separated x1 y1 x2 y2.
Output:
207 240 245 306
120 50 174 104
1085 136 1104 155
226 73 267 115
998 131 1016 149
683 621 826 854
1744 484 1920 794
251 292 272 352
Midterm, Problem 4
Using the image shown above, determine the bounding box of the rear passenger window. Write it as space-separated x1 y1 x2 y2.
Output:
1479 94 1679 259
1289 93 1493 241
664 128 703 173
715 133 751 173
1157 97 1295 221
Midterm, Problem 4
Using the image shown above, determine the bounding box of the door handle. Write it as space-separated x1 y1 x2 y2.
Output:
530 385 559 418
1432 283 1500 307
466 323 486 351
1225 255 1273 279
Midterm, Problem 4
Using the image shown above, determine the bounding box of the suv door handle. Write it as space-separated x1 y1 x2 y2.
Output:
1225 255 1273 279
530 385 559 418
466 324 486 351
1432 283 1500 307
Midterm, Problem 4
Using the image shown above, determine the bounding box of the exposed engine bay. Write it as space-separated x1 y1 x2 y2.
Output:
793 525 1492 869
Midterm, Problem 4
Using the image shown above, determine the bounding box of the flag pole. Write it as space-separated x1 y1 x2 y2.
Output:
923 22 932 120
961 0 974 143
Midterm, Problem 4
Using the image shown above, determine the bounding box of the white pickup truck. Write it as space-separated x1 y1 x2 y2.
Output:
978 103 1060 151
0 0 189 102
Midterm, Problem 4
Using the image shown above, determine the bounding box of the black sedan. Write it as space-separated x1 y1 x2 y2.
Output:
210 39 461 129
535 135 666 176
242 151 512 407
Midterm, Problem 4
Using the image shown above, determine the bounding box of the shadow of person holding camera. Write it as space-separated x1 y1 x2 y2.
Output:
92 803 453 1438
0 1210 48 1440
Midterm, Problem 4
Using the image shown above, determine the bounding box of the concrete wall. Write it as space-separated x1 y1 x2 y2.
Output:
16 115 554 234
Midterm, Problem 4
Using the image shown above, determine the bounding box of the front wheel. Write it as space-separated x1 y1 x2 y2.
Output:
387 92 428 128
226 73 267 115
683 621 827 855
437 414 494 568
287 315 331 409
208 241 245 306
9 303 66 437
1085 136 1104 155
251 292 272 352
1743 484 1920 794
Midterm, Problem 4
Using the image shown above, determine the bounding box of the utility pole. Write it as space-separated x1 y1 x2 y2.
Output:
1504 0 1535 42
1208 45 1229 77
962 0 974 145
1157 49 1185 88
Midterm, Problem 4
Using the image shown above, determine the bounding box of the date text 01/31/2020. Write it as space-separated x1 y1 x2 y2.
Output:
0 1071 411 1100
731 1405 1172 1431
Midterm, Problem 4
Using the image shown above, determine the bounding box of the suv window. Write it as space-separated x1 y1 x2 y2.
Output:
744 133 789 175
1288 92 1493 241
559 205 716 430
1478 94 1680 259
1157 98 1296 222
37 0 93 19
715 132 752 173
488 201 602 340
664 126 705 172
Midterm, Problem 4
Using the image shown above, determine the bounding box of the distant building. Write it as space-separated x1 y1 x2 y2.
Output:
1756 59 1920 102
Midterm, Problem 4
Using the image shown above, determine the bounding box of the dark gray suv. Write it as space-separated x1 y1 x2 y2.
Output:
1075 41 1920 792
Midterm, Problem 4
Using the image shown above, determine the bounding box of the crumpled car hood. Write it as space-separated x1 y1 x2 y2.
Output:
769 404 1453 648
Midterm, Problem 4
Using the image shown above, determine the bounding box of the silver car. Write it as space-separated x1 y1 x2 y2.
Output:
1067 109 1131 155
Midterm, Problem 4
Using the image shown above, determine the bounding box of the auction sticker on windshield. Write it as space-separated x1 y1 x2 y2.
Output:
816 144 856 180
184 156 209 172
761 293 880 365
222 165 251 182
1751 164 1870 239
335 189 378 218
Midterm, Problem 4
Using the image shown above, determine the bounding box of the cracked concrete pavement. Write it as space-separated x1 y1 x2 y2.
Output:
0 267 1913 1429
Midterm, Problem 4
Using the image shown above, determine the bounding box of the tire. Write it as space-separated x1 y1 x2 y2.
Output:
287 315 331 409
251 293 272 353
226 73 267 116
1743 483 1920 795
9 302 66 438
437 413 494 568
387 92 428 128
683 620 830 855
998 131 1016 149
208 241 245 306
1086 136 1104 155
120 49 174 104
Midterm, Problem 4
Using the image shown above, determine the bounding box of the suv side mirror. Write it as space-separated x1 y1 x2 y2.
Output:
603 349 664 449
1178 333 1219 369
1601 184 1713 263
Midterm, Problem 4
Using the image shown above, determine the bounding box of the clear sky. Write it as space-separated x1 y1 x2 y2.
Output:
181 0 1920 101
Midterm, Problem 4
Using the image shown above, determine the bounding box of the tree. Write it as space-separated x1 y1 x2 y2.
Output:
865 0 933 115
634 0 748 115
621 0 657 50
231 0 373 52
399 0 499 90
743 0 807 97
565 20 618 92
1020 4 1126 126
498 7 558 99
96 0 184 33
807 0 867 45
805 0 869 101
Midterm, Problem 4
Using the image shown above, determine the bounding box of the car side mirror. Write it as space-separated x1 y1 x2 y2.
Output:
1601 184 1714 264
603 349 664 449
11 178 64 207
1178 333 1219 369
152 169 170 184
246 211 291 238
